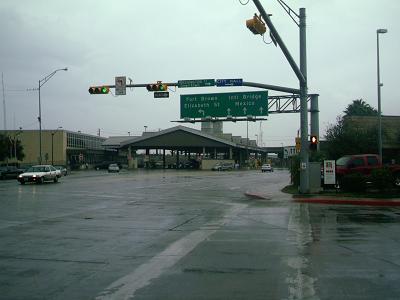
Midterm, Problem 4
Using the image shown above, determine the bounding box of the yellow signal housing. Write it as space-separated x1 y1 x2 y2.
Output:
246 14 266 35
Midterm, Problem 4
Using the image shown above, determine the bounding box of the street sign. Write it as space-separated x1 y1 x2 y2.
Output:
216 79 243 87
324 160 336 185
178 79 215 88
180 91 268 119
115 76 126 95
154 92 169 98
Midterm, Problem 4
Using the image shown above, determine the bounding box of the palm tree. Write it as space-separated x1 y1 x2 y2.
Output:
343 99 378 116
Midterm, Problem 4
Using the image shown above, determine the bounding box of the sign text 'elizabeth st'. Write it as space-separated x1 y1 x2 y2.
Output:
180 91 268 119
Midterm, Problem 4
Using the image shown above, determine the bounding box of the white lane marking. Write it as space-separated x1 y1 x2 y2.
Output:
96 203 246 300
286 204 319 300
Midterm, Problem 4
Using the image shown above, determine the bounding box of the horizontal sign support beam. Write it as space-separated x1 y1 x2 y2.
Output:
99 80 300 94
172 117 269 123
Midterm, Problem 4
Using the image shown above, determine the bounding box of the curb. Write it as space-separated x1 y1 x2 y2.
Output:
244 192 271 200
293 197 400 206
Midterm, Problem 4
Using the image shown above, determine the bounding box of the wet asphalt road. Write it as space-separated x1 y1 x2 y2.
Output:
0 169 400 300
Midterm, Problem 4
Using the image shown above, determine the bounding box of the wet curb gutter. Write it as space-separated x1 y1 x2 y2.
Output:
293 197 400 206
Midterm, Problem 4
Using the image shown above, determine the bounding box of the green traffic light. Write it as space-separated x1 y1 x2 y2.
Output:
101 87 108 93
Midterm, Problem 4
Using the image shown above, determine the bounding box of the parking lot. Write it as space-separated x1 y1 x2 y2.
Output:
1 169 400 299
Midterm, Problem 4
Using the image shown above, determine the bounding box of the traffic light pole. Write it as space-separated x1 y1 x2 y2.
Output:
251 0 309 193
299 8 309 193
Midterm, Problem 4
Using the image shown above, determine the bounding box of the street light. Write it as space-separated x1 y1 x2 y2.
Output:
51 126 63 165
38 68 68 164
377 28 387 162
13 127 23 159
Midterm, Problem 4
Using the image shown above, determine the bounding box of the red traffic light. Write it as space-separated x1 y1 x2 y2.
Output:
88 86 110 94
310 135 318 144
309 135 318 151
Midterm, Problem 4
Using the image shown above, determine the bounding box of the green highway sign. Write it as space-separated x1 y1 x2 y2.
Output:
178 79 215 88
180 91 268 119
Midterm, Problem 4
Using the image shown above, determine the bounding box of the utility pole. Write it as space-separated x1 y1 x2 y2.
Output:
2 73 6 131
299 8 309 193
251 0 309 193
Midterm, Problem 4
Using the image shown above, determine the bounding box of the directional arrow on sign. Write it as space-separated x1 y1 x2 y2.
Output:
259 107 264 114
243 107 247 114
227 108 231 115
198 109 205 117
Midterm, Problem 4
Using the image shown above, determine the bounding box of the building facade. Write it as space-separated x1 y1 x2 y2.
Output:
0 129 106 168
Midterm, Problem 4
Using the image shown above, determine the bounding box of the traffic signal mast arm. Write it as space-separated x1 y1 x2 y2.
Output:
251 0 305 85
89 81 299 94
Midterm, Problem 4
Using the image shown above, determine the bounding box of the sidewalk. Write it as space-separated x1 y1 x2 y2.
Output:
293 195 400 206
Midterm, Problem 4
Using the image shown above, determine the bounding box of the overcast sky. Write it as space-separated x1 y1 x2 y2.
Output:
1 0 399 146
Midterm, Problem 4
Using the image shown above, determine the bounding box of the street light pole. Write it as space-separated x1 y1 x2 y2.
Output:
377 28 387 162
38 68 68 164
251 0 309 193
51 126 62 165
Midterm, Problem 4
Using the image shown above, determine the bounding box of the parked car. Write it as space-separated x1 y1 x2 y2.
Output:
261 164 273 172
212 162 234 171
108 163 120 173
17 165 60 184
54 165 68 176
336 154 400 187
0 166 24 179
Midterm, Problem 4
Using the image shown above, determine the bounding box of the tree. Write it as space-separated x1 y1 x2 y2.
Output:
0 133 25 162
343 99 378 116
324 116 378 159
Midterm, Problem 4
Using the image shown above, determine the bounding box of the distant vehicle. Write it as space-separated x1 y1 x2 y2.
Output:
17 165 59 184
95 161 122 170
184 159 200 169
108 163 120 173
261 164 273 172
336 154 400 187
54 165 68 176
212 162 234 171
0 166 24 180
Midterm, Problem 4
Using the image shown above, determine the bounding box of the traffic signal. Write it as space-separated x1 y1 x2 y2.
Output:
295 137 301 152
146 83 168 92
310 135 318 151
246 14 266 35
88 86 110 94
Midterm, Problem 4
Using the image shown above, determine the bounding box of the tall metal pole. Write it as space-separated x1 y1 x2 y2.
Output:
246 119 249 166
376 29 387 162
2 73 6 131
250 0 309 193
299 8 309 193
51 132 54 165
38 80 42 164
37 68 68 165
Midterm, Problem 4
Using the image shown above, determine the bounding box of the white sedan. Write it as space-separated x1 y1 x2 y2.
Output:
17 165 60 184
261 164 274 172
